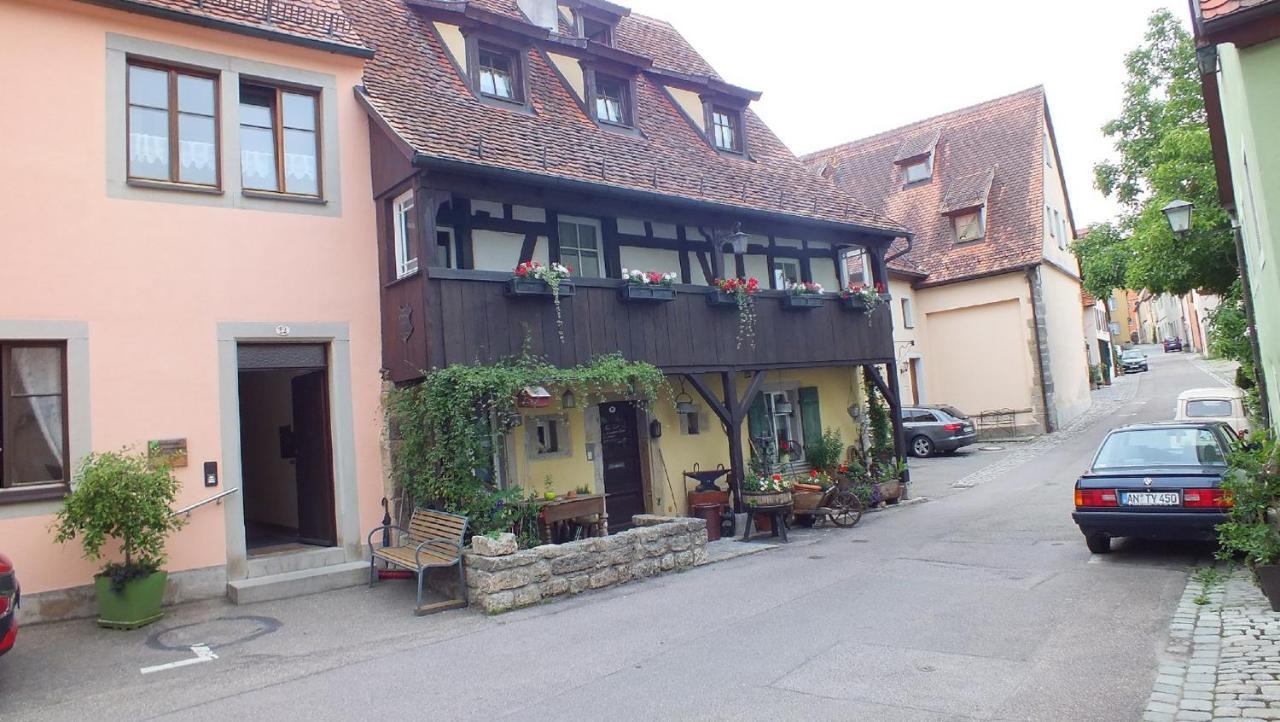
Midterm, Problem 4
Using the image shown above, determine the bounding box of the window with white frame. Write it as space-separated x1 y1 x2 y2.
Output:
953 207 985 242
558 217 602 277
774 258 801 289
844 248 873 288
765 390 804 463
527 414 571 459
392 190 418 279
901 297 915 329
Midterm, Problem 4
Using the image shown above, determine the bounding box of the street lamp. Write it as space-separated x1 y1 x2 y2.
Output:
1162 199 1193 236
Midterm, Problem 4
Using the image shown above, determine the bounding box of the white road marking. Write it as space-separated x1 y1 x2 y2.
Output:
1087 555 1104 564
140 644 218 675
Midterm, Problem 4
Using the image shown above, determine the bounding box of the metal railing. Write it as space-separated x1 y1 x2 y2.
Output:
172 487 239 518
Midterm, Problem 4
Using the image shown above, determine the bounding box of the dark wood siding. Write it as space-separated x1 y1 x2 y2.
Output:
414 271 893 374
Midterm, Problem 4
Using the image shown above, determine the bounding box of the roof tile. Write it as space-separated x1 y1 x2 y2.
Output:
101 0 366 50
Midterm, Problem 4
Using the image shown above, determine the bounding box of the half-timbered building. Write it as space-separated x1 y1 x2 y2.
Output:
348 0 912 520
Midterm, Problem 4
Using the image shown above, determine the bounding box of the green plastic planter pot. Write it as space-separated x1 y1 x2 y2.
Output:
94 571 167 629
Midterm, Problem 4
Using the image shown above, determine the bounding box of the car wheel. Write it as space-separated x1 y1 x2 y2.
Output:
1086 534 1111 554
910 435 934 458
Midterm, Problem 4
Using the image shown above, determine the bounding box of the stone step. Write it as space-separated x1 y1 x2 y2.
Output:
245 546 347 579
227 561 369 605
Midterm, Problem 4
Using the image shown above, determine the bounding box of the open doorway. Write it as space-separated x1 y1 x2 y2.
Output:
237 344 336 556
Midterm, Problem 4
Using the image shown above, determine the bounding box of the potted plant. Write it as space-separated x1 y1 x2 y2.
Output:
782 281 825 310
1217 434 1280 609
52 450 186 629
709 277 760 349
841 281 886 318
620 268 678 303
506 261 574 342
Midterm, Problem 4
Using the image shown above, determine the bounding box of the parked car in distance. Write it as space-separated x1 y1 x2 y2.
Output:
1072 422 1235 554
902 405 977 457
1163 336 1184 352
1120 348 1149 373
1176 387 1251 436
0 552 17 657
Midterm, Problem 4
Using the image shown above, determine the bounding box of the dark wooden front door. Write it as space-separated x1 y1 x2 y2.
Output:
292 370 336 547
599 401 645 532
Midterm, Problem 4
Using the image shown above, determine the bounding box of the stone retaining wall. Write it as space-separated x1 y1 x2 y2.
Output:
465 515 708 614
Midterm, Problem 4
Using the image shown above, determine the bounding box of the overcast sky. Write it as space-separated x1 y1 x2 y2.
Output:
623 0 1191 229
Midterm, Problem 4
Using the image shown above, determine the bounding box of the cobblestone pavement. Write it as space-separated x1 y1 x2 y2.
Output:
1145 569 1280 721
950 373 1142 489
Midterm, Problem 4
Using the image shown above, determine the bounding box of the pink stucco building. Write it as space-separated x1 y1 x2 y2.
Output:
0 0 386 620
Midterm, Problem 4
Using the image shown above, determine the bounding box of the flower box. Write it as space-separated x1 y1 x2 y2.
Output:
707 291 740 308
842 296 874 312
791 490 823 513
878 292 893 302
620 285 676 303
506 277 576 298
782 295 824 311
743 490 792 507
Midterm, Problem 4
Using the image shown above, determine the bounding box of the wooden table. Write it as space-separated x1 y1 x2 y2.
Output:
741 503 791 543
529 494 608 544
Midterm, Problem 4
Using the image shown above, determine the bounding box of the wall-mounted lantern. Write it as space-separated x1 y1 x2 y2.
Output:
561 389 576 409
1162 199 1193 236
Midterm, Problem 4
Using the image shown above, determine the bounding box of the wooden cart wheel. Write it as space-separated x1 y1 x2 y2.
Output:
829 490 864 528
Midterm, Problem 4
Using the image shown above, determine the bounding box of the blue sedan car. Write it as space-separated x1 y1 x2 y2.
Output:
1072 422 1236 554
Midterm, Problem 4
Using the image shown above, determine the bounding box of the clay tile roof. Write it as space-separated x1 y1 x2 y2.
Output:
1199 0 1274 21
344 0 905 235
940 168 995 215
96 0 367 52
1082 290 1097 307
893 129 941 164
802 86 1050 286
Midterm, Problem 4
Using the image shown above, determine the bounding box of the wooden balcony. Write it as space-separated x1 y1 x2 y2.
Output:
385 269 894 380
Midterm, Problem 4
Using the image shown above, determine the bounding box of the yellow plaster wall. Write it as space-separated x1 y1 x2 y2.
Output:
508 404 596 498
433 22 467 74
546 52 585 101
1040 264 1093 427
666 86 705 131
889 275 924 405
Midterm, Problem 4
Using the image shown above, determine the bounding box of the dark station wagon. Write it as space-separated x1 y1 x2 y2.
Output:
1072 422 1237 554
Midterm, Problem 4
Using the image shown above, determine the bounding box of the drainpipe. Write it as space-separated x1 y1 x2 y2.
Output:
1026 266 1057 433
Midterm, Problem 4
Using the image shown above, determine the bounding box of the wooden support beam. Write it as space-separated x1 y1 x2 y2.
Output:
721 370 745 512
684 373 730 427
737 369 767 417
865 363 910 490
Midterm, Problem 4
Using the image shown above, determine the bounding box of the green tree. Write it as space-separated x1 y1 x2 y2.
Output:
1075 9 1237 299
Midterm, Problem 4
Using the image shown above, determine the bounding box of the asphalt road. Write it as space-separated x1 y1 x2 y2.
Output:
0 348 1229 721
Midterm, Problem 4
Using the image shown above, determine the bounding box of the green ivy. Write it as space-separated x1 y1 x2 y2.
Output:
866 379 893 462
391 353 667 544
1217 433 1280 568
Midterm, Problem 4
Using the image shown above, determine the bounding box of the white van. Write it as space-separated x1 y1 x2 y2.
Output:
1175 387 1252 436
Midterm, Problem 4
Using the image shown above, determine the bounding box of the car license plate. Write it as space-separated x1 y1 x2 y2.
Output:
1120 491 1181 506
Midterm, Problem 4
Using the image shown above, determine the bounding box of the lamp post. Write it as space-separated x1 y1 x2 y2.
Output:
1162 199 1193 236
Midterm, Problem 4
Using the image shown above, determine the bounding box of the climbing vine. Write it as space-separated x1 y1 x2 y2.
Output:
390 353 667 542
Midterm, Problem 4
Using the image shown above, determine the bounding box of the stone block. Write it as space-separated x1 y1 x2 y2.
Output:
589 568 619 589
632 558 660 577
550 553 595 575
513 585 543 608
614 563 633 583
692 547 708 566
480 591 515 614
633 514 678 527
642 539 669 557
477 568 531 593
534 544 569 559
540 577 569 598
674 550 694 568
471 533 518 557
660 553 676 571
568 574 590 594
529 561 551 583
669 535 691 552
636 526 664 542
465 552 536 572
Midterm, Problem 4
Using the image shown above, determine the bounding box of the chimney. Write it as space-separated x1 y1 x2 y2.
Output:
517 0 559 32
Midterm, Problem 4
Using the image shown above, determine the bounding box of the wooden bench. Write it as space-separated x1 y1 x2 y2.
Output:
367 508 468 615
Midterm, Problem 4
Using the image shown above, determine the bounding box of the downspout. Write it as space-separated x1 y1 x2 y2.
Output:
884 231 915 265
1026 265 1057 433
1233 218 1272 428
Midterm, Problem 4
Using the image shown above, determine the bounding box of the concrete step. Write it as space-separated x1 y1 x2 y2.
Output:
245 546 347 579
227 561 368 605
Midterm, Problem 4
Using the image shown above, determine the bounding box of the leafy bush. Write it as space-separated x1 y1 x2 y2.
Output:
1217 433 1280 568
805 428 844 472
53 450 186 590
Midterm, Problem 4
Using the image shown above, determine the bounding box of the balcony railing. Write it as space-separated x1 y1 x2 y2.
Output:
404 270 893 374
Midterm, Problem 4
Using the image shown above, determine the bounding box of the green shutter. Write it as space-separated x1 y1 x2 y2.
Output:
746 393 768 459
799 386 822 450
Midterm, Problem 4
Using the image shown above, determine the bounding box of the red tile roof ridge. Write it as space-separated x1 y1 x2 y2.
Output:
800 85 1044 162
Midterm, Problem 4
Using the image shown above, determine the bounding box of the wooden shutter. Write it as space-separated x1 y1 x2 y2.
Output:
799 386 822 450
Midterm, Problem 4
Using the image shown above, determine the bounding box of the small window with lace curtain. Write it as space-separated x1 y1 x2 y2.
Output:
127 61 219 187
239 82 321 197
1 343 68 498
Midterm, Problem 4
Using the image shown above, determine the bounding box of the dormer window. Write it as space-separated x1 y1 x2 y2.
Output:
581 15 613 45
477 44 521 101
711 106 742 152
953 207 985 243
593 73 630 126
903 154 932 184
